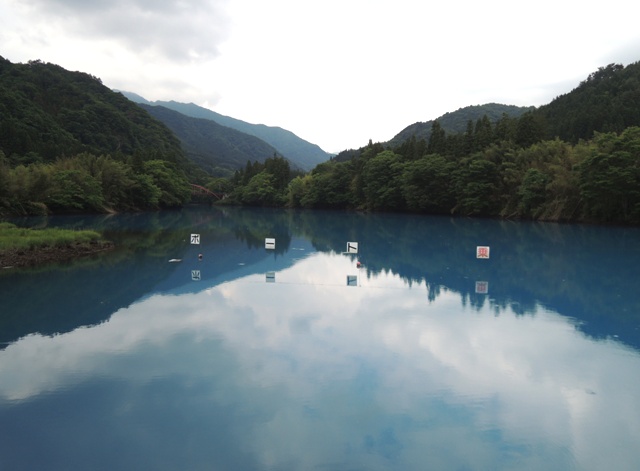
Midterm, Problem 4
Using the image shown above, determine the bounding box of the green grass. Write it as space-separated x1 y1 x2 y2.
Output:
0 222 102 251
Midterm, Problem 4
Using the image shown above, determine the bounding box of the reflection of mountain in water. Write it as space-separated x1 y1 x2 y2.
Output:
295 210 640 350
0 208 297 347
2 207 639 352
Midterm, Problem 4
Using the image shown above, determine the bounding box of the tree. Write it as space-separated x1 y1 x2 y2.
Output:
242 171 277 206
517 168 549 217
361 150 404 211
578 129 640 223
263 155 291 192
129 173 161 209
515 112 545 148
453 155 500 215
47 169 104 212
287 175 306 208
474 115 493 150
427 120 447 155
402 153 455 213
142 160 190 208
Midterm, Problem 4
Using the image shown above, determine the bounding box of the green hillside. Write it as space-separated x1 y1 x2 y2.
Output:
536 62 640 142
140 104 281 177
0 57 199 215
3 55 639 224
387 103 534 148
0 57 185 166
281 61 640 225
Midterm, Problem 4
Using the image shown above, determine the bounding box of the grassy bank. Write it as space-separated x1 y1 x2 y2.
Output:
0 222 102 251
0 222 113 268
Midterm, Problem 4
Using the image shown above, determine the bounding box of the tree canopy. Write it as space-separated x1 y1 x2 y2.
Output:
2 56 640 225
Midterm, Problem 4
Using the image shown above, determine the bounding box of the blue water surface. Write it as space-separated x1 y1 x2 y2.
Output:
1 207 639 471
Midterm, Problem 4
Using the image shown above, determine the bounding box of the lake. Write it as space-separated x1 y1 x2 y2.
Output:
1 207 639 471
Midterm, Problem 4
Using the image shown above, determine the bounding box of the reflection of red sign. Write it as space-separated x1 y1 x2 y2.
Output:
476 246 490 259
475 281 489 294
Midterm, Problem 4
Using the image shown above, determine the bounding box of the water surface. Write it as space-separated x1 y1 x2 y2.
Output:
1 208 639 470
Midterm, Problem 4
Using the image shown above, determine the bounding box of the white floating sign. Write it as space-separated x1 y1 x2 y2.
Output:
475 281 489 294
265 238 276 250
347 275 358 286
191 270 201 281
476 246 490 259
346 242 358 254
190 233 201 245
266 271 275 283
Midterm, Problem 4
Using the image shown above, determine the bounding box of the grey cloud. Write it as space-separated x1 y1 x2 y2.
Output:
21 0 231 62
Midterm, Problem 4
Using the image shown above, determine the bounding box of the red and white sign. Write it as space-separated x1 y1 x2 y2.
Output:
476 246 490 259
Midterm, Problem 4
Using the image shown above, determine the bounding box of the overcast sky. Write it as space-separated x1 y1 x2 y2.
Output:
2 0 640 152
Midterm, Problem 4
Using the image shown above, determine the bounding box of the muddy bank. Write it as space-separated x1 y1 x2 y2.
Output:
0 240 114 269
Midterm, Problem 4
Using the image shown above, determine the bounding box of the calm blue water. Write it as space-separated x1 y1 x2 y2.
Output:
1 207 639 471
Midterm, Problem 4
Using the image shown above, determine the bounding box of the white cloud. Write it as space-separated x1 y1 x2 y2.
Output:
1 252 640 469
2 0 640 151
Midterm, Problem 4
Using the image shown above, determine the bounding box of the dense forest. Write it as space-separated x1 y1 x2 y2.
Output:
0 56 206 215
1 56 640 225
226 62 640 225
385 103 535 149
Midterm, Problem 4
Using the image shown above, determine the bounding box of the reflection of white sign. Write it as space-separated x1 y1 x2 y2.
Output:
265 238 276 250
347 275 358 286
475 281 489 294
191 234 200 245
266 271 275 283
476 246 490 259
191 270 201 281
347 242 358 254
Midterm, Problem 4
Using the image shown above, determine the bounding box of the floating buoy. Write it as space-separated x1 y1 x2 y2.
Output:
198 253 203 261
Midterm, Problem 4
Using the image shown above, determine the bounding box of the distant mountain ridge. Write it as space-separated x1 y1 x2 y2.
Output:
139 104 282 176
387 103 534 148
120 92 330 171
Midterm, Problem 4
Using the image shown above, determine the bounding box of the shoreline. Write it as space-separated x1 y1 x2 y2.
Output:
0 240 115 269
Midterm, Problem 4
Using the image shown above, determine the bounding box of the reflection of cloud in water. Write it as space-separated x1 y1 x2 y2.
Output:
1 253 639 470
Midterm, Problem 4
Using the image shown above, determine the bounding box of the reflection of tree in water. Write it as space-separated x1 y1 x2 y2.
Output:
0 209 228 347
229 207 292 255
291 209 640 349
4 207 639 352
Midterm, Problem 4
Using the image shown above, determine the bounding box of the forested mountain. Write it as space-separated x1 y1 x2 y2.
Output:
120 92 331 171
0 57 185 166
0 57 201 215
2 55 639 224
536 62 640 142
233 61 640 225
387 103 534 148
140 104 282 176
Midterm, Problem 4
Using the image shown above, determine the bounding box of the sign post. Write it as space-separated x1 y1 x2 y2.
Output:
476 246 490 259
